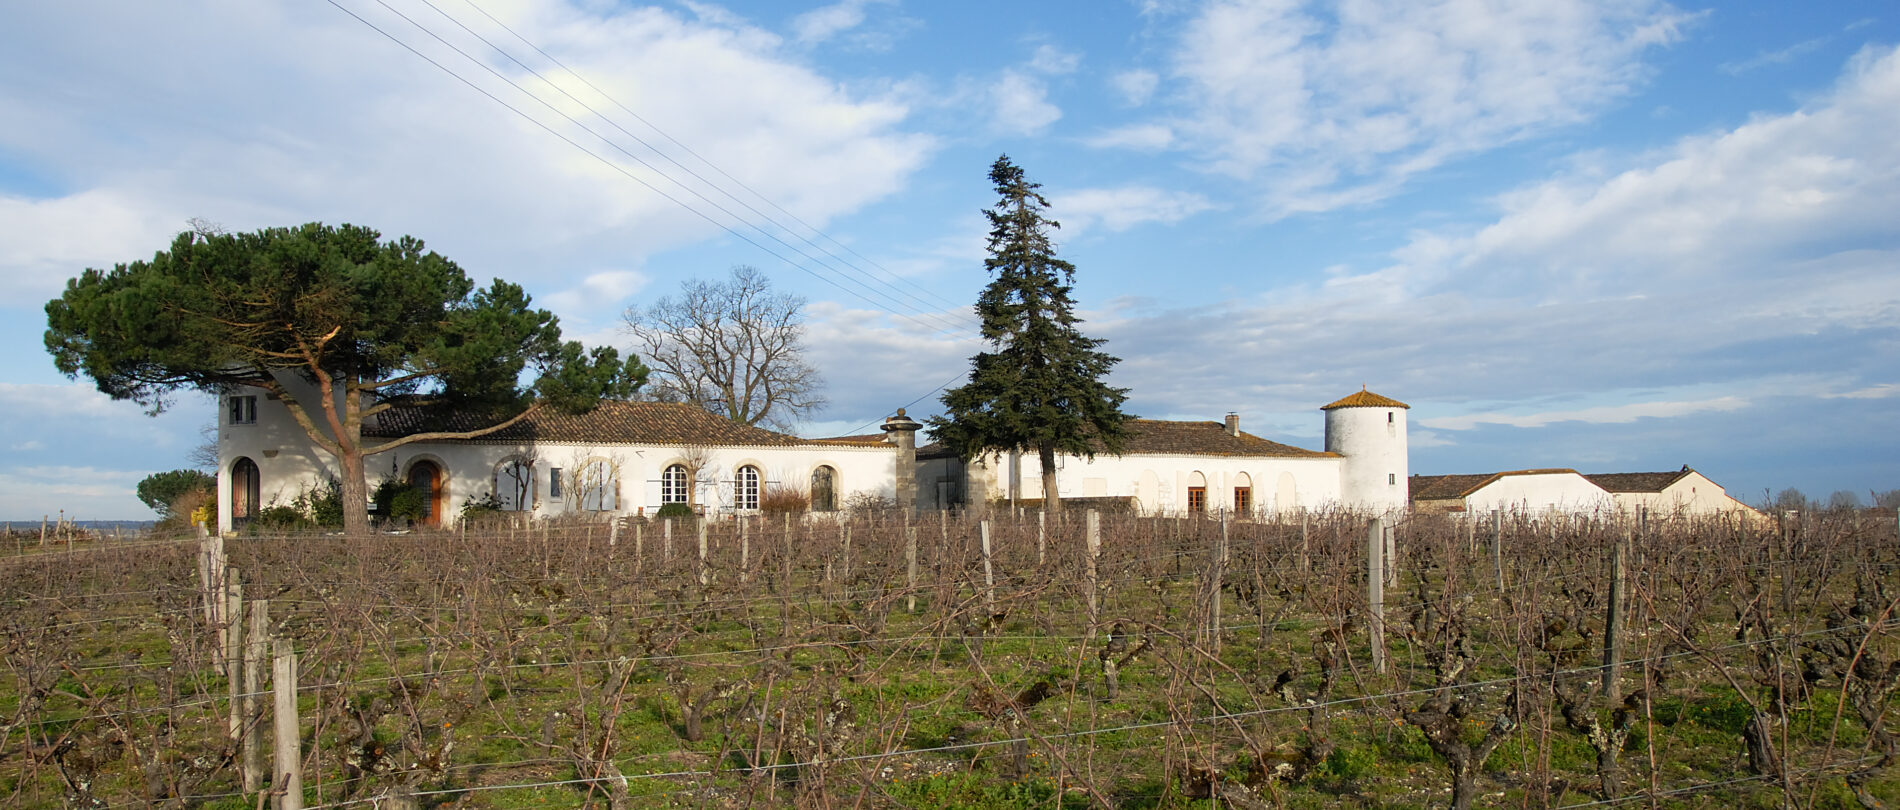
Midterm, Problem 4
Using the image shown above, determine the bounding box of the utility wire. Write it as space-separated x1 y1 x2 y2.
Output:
324 0 969 341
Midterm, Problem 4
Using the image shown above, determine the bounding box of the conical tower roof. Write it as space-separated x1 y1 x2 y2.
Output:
1321 387 1410 410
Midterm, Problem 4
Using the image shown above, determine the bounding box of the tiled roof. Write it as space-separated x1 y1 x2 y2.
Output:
1585 470 1694 493
1409 468 1583 500
1321 389 1410 410
916 419 1332 460
365 401 808 447
812 433 892 447
1122 419 1333 457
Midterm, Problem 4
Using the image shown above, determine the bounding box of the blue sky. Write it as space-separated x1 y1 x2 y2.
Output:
3 1 1896 519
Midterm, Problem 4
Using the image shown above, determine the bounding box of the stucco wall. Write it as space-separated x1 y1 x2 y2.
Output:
217 382 897 530
1464 473 1613 516
969 451 1343 516
1325 406 1408 514
1607 472 1760 518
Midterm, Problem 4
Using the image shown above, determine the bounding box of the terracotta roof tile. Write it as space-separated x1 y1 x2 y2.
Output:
365 401 808 447
917 419 1331 460
1409 468 1583 500
1321 388 1410 410
812 433 892 447
1585 470 1695 493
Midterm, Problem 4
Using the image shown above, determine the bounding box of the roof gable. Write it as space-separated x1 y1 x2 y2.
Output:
1584 470 1696 493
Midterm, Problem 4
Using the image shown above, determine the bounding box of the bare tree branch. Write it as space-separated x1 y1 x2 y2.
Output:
623 266 824 431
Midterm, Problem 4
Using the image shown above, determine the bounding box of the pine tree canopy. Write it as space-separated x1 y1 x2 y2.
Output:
931 155 1132 469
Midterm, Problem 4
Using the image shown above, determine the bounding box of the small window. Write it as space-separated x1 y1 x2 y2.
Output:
1389 473 1397 485
662 464 689 505
1387 411 1394 424
1233 487 1252 514
548 467 564 499
228 395 257 425
1187 486 1207 513
734 465 760 510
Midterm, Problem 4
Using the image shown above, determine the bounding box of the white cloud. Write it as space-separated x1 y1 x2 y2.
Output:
1421 397 1748 431
542 269 651 321
1719 36 1830 75
1053 186 1215 233
1826 384 1900 400
1144 0 1698 215
990 71 1062 135
1029 44 1081 75
0 1 935 311
791 0 890 45
1083 123 1175 150
1111 69 1160 105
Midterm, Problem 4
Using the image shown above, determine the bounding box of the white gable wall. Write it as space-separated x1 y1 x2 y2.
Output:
971 451 1343 515
1464 472 1614 516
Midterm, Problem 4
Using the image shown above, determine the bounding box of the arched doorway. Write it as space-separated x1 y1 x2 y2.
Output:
231 457 260 525
407 460 446 528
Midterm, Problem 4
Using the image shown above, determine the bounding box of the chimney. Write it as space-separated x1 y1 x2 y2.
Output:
1224 412 1239 437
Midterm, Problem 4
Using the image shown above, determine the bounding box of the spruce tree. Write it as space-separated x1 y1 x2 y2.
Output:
930 155 1132 513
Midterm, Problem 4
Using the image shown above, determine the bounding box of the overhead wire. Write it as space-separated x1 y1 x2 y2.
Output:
324 0 973 343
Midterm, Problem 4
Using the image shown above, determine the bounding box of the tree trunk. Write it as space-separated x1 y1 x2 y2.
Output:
1038 445 1061 514
341 451 370 535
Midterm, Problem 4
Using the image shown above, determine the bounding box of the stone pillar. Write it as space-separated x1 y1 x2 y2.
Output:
881 409 923 514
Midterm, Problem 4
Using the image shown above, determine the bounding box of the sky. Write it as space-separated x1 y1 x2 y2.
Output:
3 1 1897 520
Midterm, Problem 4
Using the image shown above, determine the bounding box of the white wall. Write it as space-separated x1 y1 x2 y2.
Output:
218 384 899 529
1465 472 1613 516
968 451 1344 516
1325 406 1408 514
1607 472 1759 519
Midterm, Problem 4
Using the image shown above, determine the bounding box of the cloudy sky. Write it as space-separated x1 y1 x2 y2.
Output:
4 1 1896 520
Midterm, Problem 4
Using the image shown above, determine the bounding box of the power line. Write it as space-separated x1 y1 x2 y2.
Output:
346 0 971 337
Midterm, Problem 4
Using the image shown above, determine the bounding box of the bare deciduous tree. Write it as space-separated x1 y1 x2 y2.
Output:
623 266 823 431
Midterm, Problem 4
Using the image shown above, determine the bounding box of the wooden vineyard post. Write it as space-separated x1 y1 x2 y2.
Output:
1383 519 1397 587
1602 524 1630 697
697 522 711 587
1299 512 1310 575
225 574 244 745
904 526 919 613
1037 510 1047 567
664 518 673 561
1491 510 1506 592
1367 517 1386 675
608 518 619 549
273 638 303 810
979 521 997 620
244 600 268 794
1209 511 1228 654
634 522 644 576
1085 510 1101 637
841 525 853 584
740 516 751 584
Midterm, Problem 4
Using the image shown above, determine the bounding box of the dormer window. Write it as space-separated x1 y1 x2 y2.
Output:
228 395 257 425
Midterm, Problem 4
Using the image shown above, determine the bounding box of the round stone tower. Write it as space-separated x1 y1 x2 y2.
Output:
1322 388 1410 514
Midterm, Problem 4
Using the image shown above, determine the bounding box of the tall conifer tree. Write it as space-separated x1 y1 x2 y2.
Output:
931 155 1131 512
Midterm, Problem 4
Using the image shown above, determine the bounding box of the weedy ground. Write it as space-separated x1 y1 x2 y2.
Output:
0 509 1895 809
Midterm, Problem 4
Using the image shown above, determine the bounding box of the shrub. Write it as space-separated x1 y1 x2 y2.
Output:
760 484 809 514
460 492 504 522
254 504 312 530
162 487 217 532
298 478 345 528
655 502 695 520
372 478 424 524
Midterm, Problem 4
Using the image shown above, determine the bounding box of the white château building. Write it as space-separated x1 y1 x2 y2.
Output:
215 381 1415 531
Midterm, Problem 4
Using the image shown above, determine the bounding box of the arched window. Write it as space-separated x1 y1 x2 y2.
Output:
231 457 260 523
1187 471 1208 513
661 464 689 505
408 460 445 526
810 465 837 512
1233 472 1253 515
495 458 533 511
735 465 760 510
578 459 618 511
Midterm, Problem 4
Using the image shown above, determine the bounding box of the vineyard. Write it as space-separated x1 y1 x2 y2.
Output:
1 508 1896 809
